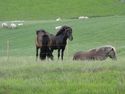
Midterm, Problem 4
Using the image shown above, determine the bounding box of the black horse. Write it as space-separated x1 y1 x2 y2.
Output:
49 25 73 60
35 29 53 60
36 25 73 61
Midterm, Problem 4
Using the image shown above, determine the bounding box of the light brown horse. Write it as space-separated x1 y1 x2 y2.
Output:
36 29 53 60
73 45 117 61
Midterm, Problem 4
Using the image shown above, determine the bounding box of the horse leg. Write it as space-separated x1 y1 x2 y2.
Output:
50 49 54 60
58 49 60 60
36 47 39 61
47 48 54 60
61 48 65 60
40 48 46 60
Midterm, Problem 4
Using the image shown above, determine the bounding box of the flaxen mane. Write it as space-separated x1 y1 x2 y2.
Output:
73 45 117 61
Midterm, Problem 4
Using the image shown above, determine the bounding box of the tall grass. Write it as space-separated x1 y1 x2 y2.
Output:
0 56 125 94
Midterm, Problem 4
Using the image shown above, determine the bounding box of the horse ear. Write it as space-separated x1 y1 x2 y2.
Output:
60 26 65 31
111 48 113 51
36 30 40 35
106 47 114 54
41 29 46 33
111 48 115 53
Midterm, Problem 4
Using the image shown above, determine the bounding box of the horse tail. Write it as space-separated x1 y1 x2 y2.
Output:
41 34 53 60
42 34 50 47
73 55 77 60
39 34 50 60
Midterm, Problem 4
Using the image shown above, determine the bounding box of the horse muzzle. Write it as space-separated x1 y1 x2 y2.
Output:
69 36 73 41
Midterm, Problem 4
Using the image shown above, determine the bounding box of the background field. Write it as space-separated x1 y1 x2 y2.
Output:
0 0 125 20
0 0 125 94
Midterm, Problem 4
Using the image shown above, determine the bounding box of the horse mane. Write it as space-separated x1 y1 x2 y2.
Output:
95 45 116 53
56 25 70 36
56 26 65 36
89 45 116 53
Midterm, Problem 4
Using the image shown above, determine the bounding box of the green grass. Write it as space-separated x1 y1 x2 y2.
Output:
0 57 125 94
0 0 125 93
0 16 125 57
0 15 125 94
0 0 125 20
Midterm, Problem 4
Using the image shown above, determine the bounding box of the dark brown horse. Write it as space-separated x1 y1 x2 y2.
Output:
73 45 117 61
49 25 73 60
36 29 53 60
36 25 73 61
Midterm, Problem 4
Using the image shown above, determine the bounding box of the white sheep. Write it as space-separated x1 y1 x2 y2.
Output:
78 16 89 20
2 23 8 28
18 23 23 26
84 16 89 19
55 26 62 30
56 17 61 21
10 23 17 29
78 16 85 19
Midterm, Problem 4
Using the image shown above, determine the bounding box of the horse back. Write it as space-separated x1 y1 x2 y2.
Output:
36 30 48 47
73 50 97 60
48 35 58 49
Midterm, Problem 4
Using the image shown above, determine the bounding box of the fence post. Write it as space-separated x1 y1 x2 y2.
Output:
7 40 10 60
66 40 69 57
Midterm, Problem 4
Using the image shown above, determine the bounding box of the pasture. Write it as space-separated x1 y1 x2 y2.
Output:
0 0 125 20
0 0 125 93
0 16 125 94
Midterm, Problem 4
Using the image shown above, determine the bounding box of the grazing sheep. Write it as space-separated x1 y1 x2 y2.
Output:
84 16 89 19
18 23 23 26
78 16 89 20
10 23 17 29
56 17 61 21
2 23 8 28
1 22 22 29
55 26 62 30
78 16 85 19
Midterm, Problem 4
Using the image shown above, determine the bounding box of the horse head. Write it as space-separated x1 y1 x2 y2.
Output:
36 29 46 35
56 25 73 41
104 46 117 60
108 47 117 60
65 26 73 41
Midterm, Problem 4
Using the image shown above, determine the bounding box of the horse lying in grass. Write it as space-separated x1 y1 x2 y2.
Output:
73 45 117 61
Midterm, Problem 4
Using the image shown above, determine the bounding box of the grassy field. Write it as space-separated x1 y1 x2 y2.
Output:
0 16 125 57
0 57 125 94
0 16 125 94
0 0 125 20
0 0 125 93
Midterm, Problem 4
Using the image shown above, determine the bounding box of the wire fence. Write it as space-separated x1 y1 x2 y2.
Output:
0 40 71 61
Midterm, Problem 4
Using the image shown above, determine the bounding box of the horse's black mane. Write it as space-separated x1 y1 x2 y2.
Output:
56 26 70 36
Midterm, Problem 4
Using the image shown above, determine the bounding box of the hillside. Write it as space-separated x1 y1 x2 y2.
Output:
0 16 125 57
0 16 125 93
0 0 125 20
